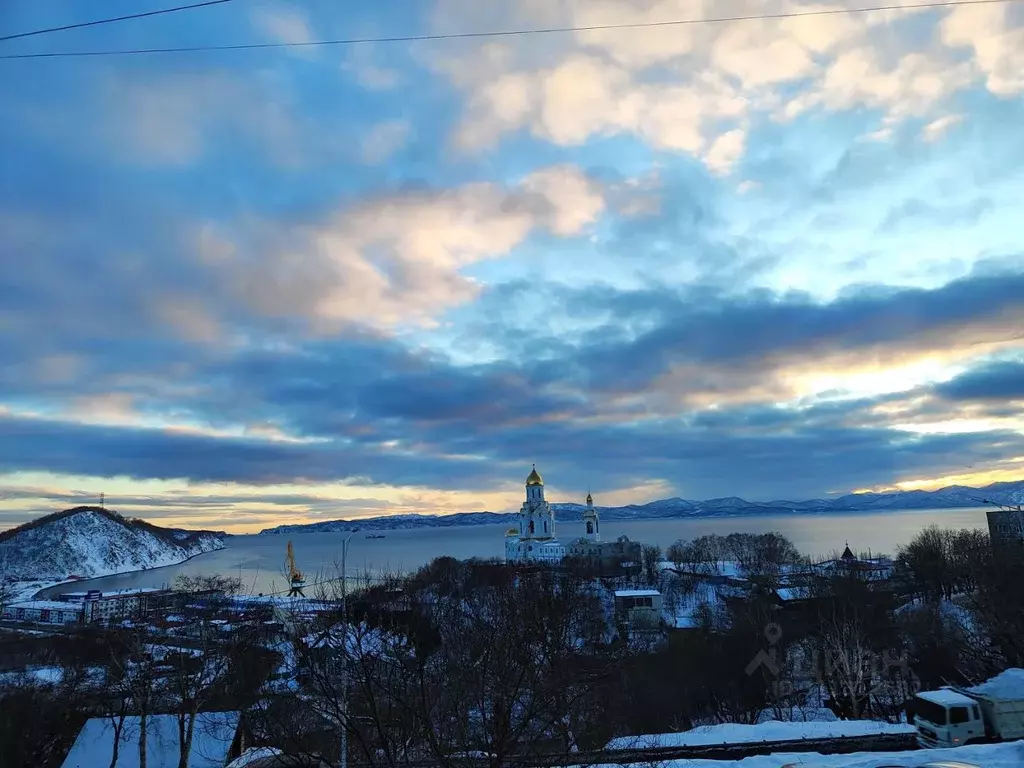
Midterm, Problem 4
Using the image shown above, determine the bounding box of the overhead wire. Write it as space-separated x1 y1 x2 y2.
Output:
0 0 239 43
0 0 1020 60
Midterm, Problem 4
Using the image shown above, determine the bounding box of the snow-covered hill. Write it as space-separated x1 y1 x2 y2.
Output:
258 480 1024 535
0 506 225 581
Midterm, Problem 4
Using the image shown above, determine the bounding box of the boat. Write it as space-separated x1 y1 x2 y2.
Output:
366 533 386 540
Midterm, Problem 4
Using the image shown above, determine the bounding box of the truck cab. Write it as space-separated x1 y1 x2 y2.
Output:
913 689 984 748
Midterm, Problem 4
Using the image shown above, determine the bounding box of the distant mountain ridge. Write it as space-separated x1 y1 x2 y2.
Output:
0 506 226 582
258 480 1024 535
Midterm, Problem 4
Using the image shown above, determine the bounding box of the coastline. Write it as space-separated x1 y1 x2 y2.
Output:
23 540 227 601
257 503 996 536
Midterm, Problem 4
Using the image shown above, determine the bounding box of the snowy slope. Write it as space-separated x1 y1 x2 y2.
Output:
0 506 225 581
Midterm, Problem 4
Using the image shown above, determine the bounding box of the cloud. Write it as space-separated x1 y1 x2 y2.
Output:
3 0 1024 532
204 164 607 331
361 119 412 163
427 0 1024 170
933 358 1024 402
941 3 1024 96
252 4 314 45
922 113 965 141
878 196 993 232
342 46 403 90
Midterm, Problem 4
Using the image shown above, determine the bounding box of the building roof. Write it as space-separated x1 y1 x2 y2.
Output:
615 589 661 598
7 600 82 612
526 464 544 486
61 588 165 598
916 688 976 707
60 711 241 768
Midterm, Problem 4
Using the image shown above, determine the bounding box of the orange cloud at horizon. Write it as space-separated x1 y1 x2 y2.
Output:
853 460 1024 494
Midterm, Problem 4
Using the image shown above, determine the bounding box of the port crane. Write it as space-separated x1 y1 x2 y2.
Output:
286 540 306 597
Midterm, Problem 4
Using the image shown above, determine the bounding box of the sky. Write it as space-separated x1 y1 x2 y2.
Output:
1 0 1023 533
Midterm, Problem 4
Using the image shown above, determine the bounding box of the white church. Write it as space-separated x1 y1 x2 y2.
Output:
504 464 603 564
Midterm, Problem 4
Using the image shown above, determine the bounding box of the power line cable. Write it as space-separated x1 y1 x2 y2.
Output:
0 0 1018 60
0 0 239 43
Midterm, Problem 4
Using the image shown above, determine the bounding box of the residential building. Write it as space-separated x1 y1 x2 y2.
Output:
58 587 173 624
987 506 1024 547
2 600 82 625
614 589 663 628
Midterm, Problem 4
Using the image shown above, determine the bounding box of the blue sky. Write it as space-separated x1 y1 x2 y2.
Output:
1 0 1023 532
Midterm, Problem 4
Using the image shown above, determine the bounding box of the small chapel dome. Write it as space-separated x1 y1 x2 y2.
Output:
526 464 544 486
505 527 519 537
586 492 593 505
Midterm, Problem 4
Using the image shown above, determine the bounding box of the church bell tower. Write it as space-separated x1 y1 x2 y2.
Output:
582 491 600 542
521 464 555 540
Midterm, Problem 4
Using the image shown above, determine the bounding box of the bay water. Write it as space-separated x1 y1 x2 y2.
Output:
39 507 989 598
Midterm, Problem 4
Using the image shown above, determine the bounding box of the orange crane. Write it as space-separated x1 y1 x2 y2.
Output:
286 540 305 597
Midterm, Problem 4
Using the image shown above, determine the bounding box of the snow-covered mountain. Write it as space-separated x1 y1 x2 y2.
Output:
0 506 225 581
258 480 1024 535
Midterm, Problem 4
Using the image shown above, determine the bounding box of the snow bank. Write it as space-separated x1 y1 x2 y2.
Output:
588 740 1024 768
226 747 283 768
607 719 913 749
969 668 1024 699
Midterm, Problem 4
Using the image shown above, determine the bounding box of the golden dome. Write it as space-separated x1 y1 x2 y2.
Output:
586 492 593 505
505 527 519 537
526 464 544 486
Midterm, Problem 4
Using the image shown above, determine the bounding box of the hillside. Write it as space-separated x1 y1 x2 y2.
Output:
0 506 225 582
258 480 1024 535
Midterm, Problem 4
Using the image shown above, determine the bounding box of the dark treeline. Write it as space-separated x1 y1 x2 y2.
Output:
2 527 1022 767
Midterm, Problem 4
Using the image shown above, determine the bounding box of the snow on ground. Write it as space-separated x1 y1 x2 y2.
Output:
226 746 283 768
589 741 1024 768
664 580 723 628
660 560 746 579
606 719 913 749
4 580 63 603
968 667 1024 698
755 707 839 724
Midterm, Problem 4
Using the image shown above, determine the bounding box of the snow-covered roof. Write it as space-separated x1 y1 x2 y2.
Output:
61 588 165 597
615 589 661 598
60 712 240 768
917 688 977 707
7 600 82 611
969 668 1024 699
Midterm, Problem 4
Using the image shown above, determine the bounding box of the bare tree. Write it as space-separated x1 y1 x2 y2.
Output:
278 561 612 768
640 545 662 586
104 627 160 768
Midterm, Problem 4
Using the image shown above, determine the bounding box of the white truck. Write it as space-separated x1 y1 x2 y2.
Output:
912 669 1024 748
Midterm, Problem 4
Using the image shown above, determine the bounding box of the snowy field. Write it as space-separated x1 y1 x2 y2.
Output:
607 720 914 750
591 741 1023 767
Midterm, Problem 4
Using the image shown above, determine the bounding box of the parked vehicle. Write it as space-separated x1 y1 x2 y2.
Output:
912 669 1024 749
